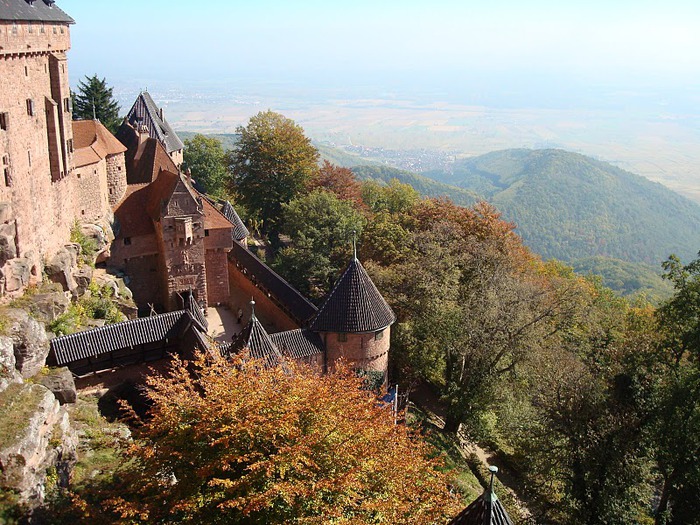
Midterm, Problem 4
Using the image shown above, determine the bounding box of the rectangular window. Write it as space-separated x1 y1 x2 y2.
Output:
338 333 347 342
374 329 384 341
52 26 57 35
3 167 11 187
204 229 210 237
124 237 132 246
0 113 7 131
63 98 70 113
12 23 18 35
67 139 73 153
26 99 34 116
40 23 45 34
27 23 33 34
27 150 31 167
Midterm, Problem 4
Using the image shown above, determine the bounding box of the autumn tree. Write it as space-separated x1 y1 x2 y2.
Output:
228 111 318 242
274 189 366 301
72 75 121 133
90 355 459 524
308 161 364 206
183 134 228 197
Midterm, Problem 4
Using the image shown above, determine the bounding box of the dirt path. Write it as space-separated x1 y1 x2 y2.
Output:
409 382 532 519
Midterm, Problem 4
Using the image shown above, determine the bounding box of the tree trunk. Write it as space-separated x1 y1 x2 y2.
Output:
443 413 461 434
655 471 675 525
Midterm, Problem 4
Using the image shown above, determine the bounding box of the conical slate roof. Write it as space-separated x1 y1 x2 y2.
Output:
448 490 514 525
310 257 395 333
228 312 283 368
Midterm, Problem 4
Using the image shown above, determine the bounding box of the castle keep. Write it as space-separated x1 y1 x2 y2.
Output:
1 0 395 386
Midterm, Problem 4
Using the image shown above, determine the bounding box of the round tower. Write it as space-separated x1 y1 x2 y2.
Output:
310 254 395 387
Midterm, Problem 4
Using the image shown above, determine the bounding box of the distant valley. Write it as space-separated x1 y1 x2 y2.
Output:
181 131 698 300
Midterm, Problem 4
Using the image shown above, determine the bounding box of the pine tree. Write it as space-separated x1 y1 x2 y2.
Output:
72 75 121 133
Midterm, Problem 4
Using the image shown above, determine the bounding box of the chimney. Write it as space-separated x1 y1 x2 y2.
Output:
137 124 149 146
159 107 164 121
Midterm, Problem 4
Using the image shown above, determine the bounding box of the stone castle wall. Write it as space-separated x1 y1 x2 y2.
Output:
205 249 229 305
322 327 390 378
106 153 126 206
74 161 110 223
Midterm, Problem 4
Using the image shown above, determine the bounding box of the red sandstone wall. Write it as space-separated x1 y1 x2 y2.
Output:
0 21 75 268
205 249 229 305
227 260 299 333
322 327 390 377
74 160 111 223
106 153 126 206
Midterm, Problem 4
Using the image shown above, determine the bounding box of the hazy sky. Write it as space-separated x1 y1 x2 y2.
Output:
62 0 700 93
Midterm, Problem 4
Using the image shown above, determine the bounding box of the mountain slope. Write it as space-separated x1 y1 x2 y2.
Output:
424 149 700 264
350 165 479 207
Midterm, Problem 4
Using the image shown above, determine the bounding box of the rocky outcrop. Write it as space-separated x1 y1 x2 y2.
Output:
81 221 113 265
21 290 71 325
0 383 77 507
0 336 22 393
44 244 80 294
38 368 77 405
4 308 50 379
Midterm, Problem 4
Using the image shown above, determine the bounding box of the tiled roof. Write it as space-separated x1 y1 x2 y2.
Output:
116 125 178 185
448 491 514 525
0 0 74 23
201 196 234 230
113 183 155 238
270 329 324 359
231 241 318 325
227 314 283 368
145 169 182 220
50 311 191 366
122 91 184 154
72 120 126 168
310 257 395 333
221 201 249 241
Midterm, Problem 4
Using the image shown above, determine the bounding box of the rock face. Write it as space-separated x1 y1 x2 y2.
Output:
0 336 22 393
39 368 77 405
44 244 80 294
0 383 77 507
4 309 50 379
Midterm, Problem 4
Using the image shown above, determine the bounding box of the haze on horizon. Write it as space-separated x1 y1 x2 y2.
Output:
61 0 700 200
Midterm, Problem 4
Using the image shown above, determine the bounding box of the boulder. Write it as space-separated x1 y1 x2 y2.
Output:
4 309 50 379
3 257 31 293
0 222 17 266
0 382 77 507
38 368 76 405
23 291 71 325
0 336 21 393
45 245 80 293
72 265 93 297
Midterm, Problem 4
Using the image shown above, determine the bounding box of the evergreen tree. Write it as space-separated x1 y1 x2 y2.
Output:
72 75 121 133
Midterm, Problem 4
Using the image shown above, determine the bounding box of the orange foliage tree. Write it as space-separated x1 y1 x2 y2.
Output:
100 355 460 524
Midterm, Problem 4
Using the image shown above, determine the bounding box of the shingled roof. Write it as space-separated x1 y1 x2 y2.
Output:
50 311 191 366
116 128 179 185
227 307 283 368
0 0 74 23
449 467 514 525
121 92 184 154
231 241 318 326
270 329 324 360
221 200 249 241
310 256 395 333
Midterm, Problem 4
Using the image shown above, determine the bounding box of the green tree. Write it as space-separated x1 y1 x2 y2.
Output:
274 190 365 301
183 134 228 197
72 75 121 133
227 111 319 242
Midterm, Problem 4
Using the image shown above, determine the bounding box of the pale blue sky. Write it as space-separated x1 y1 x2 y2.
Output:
62 1 700 79
60 0 700 113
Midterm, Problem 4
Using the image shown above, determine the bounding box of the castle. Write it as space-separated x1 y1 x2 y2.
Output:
1 0 395 386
